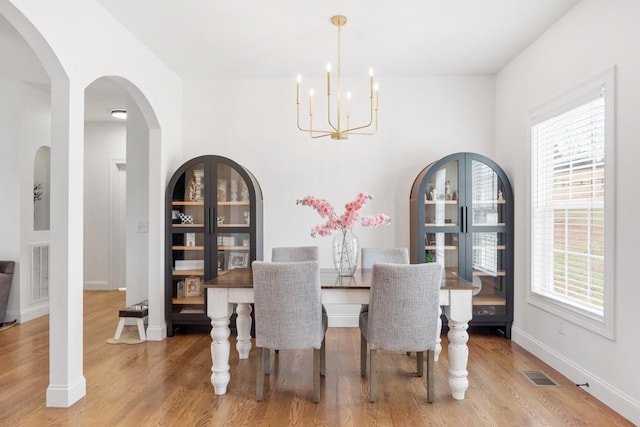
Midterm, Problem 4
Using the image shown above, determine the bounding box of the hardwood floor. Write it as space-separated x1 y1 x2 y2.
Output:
0 291 632 426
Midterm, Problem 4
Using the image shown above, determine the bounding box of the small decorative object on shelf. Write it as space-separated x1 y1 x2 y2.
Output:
184 276 202 297
241 182 249 201
177 213 193 224
230 179 238 201
297 192 391 276
498 190 504 201
185 233 195 246
217 179 227 201
217 216 225 225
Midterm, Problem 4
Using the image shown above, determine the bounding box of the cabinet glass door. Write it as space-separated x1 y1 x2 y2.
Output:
423 160 461 275
469 159 508 317
170 161 206 315
215 163 251 271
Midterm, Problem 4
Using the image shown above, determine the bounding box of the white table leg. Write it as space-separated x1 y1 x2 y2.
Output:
444 290 473 400
210 316 231 395
207 288 233 395
235 303 252 359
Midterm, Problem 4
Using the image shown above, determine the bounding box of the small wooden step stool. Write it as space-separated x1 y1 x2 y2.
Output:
114 300 148 341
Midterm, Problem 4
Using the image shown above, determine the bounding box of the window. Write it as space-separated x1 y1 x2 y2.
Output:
529 69 615 339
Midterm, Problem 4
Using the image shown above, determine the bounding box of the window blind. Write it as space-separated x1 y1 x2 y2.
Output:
531 93 605 316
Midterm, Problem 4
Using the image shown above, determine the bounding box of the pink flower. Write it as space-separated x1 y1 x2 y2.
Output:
297 193 391 238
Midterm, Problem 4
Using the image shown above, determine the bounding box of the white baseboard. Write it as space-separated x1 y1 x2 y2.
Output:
328 314 359 328
146 323 167 341
7 303 49 323
84 281 111 291
512 326 639 425
46 376 86 408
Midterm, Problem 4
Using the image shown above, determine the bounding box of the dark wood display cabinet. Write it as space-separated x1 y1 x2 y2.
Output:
410 152 514 338
165 155 263 336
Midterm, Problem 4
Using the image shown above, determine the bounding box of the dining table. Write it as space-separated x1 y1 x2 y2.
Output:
204 267 476 400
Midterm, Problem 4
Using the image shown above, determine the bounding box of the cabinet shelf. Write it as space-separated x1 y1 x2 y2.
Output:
172 201 204 206
473 200 506 205
425 223 459 227
172 269 204 276
172 297 204 305
425 200 458 205
217 246 250 251
425 245 457 250
473 295 506 306
172 245 205 251
217 224 250 228
173 224 204 228
473 270 506 277
218 201 250 206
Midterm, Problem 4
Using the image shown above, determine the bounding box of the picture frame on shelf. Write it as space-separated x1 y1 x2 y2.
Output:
228 251 249 270
184 276 202 297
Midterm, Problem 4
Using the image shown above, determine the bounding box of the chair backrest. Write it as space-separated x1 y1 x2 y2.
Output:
361 247 409 268
252 260 323 350
367 262 442 352
272 246 319 262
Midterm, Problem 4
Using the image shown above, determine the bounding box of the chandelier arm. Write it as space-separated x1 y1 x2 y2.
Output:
297 106 334 137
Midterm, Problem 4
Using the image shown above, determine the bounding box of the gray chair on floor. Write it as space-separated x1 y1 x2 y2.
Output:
271 246 324 353
252 260 327 403
0 261 16 326
272 246 319 262
359 262 442 403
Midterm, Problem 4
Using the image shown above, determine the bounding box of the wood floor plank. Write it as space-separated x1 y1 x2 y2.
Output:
0 290 633 426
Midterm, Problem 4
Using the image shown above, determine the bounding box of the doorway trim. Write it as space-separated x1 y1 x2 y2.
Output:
109 159 126 290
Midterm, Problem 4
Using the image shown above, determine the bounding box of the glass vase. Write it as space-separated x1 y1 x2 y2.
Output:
332 229 359 276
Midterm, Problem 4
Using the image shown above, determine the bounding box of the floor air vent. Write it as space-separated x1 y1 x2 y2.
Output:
520 370 559 386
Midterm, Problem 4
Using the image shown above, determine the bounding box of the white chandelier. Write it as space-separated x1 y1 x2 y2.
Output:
296 15 379 140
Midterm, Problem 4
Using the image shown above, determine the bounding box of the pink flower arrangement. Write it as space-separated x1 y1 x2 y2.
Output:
296 193 391 237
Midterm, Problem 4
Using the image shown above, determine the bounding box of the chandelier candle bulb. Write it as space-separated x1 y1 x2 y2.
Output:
309 89 314 116
369 68 374 98
327 63 331 95
347 92 351 118
296 75 301 104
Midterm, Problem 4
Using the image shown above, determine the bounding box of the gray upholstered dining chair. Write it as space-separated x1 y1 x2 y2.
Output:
272 246 319 262
252 260 328 403
271 246 324 354
360 247 409 268
359 247 409 314
359 262 443 403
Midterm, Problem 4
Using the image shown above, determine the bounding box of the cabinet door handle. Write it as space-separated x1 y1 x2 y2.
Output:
460 206 465 233
210 207 215 234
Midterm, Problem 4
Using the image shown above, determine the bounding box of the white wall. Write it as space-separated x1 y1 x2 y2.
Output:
182 75 496 264
495 0 640 423
83 121 126 289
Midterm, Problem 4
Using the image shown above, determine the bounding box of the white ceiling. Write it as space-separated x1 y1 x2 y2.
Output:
1 1 581 121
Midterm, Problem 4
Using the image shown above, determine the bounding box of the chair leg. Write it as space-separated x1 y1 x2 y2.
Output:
360 333 367 376
427 350 434 403
313 348 321 403
256 347 264 401
263 348 270 374
320 337 326 376
369 348 377 403
417 351 424 377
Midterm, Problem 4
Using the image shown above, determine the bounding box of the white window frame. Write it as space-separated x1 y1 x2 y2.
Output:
528 68 615 340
